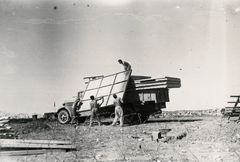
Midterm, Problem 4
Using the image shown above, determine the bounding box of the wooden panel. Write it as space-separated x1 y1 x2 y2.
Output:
79 70 131 112
230 95 240 97
0 143 76 149
0 149 65 156
97 86 112 97
228 101 240 103
87 79 102 90
131 75 151 80
101 75 115 87
0 139 76 150
0 139 72 144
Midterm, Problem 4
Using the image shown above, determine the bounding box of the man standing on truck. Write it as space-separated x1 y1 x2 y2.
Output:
111 94 124 127
89 95 104 126
118 59 131 71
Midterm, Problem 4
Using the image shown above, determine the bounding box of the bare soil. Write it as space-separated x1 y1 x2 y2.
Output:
3 116 240 162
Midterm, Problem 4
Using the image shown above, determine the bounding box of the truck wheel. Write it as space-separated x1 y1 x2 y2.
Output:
78 117 87 123
124 113 141 125
139 114 149 123
57 109 71 124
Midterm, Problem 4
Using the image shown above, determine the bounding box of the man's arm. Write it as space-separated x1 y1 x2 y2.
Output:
96 97 104 105
99 97 104 106
119 97 123 105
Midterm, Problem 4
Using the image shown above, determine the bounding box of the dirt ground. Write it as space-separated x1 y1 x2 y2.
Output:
3 115 240 162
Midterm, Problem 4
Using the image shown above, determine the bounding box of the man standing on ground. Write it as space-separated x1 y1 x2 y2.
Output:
111 94 124 127
71 96 82 124
118 59 131 71
89 95 104 126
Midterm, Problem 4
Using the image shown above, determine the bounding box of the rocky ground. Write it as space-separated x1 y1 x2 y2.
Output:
2 115 240 162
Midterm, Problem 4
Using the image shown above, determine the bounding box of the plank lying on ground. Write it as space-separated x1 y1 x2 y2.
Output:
0 139 72 145
0 149 65 156
0 139 76 150
0 143 76 149
0 117 9 121
230 95 240 97
0 120 9 124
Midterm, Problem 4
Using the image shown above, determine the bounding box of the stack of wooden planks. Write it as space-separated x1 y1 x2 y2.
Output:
134 77 181 90
0 117 16 139
224 95 240 119
0 139 76 156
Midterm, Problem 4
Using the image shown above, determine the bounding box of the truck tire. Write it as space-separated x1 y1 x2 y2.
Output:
124 113 141 125
57 109 71 124
139 114 150 123
78 117 87 123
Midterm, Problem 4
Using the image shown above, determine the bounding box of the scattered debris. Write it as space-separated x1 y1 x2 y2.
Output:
138 138 144 141
159 136 175 143
0 117 17 139
176 132 187 140
131 136 140 139
152 131 161 141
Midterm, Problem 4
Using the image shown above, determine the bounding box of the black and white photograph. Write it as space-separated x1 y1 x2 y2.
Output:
0 0 240 161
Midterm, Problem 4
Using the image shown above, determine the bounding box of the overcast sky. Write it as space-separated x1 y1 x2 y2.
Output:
0 0 240 114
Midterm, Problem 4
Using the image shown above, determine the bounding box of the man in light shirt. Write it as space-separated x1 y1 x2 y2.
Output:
89 95 104 127
111 94 124 127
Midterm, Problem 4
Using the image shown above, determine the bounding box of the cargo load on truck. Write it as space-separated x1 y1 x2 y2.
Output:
57 69 181 124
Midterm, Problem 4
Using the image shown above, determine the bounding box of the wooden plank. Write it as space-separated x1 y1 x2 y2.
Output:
0 149 65 156
135 77 180 84
131 75 151 80
136 82 180 87
135 80 180 85
0 117 9 121
235 98 240 107
0 120 9 124
228 101 240 103
165 77 181 80
0 143 76 149
0 139 72 145
136 85 181 90
225 107 240 108
230 95 240 97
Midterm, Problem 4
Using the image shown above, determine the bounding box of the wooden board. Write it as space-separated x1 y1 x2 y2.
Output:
0 120 9 124
0 143 76 149
136 85 180 90
0 139 76 150
228 101 240 103
135 83 181 88
0 149 65 156
0 139 72 144
135 77 180 85
131 75 151 80
135 80 180 85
